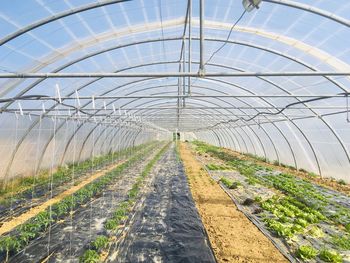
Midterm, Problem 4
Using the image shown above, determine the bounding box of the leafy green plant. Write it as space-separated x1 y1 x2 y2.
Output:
91 235 109 251
105 219 119 230
264 218 293 238
345 223 350 233
337 179 347 185
219 177 241 189
79 249 100 263
0 236 22 261
319 249 342 263
307 226 324 238
296 245 318 260
254 196 262 203
331 235 350 250
295 218 308 228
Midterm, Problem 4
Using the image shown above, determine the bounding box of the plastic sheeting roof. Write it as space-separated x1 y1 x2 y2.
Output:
0 0 349 180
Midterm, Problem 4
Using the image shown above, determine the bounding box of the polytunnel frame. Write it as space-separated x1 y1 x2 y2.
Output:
0 0 349 178
1 33 349 163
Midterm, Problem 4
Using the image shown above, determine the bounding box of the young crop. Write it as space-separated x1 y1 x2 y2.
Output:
0 143 159 259
295 245 318 261
307 226 324 238
219 177 241 189
105 219 119 231
331 235 350 250
345 223 350 233
91 235 109 251
0 236 21 261
295 218 308 228
264 218 293 238
79 249 100 263
319 249 342 263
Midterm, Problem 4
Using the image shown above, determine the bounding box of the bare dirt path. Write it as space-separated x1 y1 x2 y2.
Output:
0 160 125 236
179 142 288 263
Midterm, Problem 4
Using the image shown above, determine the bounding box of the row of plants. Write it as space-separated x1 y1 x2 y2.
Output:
194 141 350 230
0 143 159 262
260 196 326 238
0 143 153 204
192 141 350 262
219 177 241 189
79 143 170 263
206 163 231 171
296 245 342 263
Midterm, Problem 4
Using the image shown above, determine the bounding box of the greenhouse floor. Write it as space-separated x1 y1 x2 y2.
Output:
1 141 350 262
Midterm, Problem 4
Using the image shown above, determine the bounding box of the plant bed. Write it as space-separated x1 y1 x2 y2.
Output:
0 143 161 262
192 141 350 262
0 142 155 227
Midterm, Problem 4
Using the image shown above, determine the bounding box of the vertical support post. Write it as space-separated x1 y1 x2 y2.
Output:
199 0 205 76
188 0 192 94
183 38 186 108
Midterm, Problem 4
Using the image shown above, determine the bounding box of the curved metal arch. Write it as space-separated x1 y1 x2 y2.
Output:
263 0 350 27
3 35 347 169
47 77 273 172
1 0 347 51
8 33 349 179
1 62 301 179
63 79 287 169
3 35 348 111
122 98 270 159
0 0 128 46
2 36 350 166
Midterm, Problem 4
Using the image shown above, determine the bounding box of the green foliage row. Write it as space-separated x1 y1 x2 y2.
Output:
206 163 230 171
79 143 170 263
0 143 153 203
0 143 158 260
219 177 241 189
295 245 343 262
192 141 348 261
261 196 326 238
194 141 350 229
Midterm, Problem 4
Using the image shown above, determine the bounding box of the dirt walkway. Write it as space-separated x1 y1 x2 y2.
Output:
179 143 288 263
0 161 124 236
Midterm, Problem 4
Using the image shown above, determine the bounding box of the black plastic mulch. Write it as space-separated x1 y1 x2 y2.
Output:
110 145 216 263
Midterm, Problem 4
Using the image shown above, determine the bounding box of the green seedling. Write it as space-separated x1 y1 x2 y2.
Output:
296 245 318 261
79 249 100 263
91 235 109 251
319 249 342 263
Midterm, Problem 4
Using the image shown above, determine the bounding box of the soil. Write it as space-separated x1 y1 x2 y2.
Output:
179 142 288 263
0 160 124 236
221 147 350 196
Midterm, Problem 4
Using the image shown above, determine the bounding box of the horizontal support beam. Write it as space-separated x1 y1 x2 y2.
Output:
2 106 348 112
8 94 347 100
1 72 350 78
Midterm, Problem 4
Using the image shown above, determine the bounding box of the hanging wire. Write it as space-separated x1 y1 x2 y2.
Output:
31 115 43 209
47 113 57 257
347 93 350 123
191 9 247 87
69 117 77 259
8 112 19 222
201 93 350 130
204 9 247 67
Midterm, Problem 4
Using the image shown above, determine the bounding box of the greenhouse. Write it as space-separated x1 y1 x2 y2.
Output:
0 0 349 262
